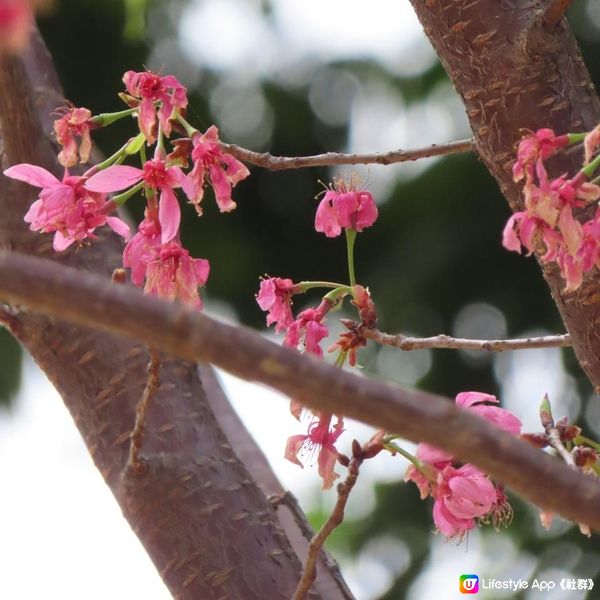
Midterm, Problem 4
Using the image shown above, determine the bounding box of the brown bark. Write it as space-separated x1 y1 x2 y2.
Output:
0 31 352 600
409 1 600 392
2 251 600 531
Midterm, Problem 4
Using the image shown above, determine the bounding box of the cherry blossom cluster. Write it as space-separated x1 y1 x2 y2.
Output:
502 126 600 291
404 392 521 538
256 177 378 488
3 69 249 308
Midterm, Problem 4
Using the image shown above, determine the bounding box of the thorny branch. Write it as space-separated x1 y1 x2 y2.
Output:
348 324 572 352
221 139 474 171
292 443 363 600
1 252 600 530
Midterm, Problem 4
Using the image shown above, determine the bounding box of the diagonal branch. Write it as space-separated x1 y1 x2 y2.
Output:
0 251 599 531
221 139 473 171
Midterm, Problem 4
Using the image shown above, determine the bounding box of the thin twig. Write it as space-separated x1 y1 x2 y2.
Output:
221 139 473 171
352 324 571 352
543 0 574 27
127 347 161 474
546 427 576 467
292 452 362 600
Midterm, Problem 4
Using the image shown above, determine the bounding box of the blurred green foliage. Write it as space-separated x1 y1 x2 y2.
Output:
0 0 596 597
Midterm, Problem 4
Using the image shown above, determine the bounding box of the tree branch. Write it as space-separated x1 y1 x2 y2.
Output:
352 325 571 352
221 139 473 171
1 251 599 531
293 450 362 600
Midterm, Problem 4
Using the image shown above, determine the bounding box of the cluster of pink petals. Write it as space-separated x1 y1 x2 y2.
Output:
504 130 600 291
406 391 521 538
315 183 378 238
183 126 250 214
256 276 299 333
54 106 94 168
0 0 33 53
86 159 187 244
123 211 209 308
123 70 188 144
285 413 344 489
512 128 569 183
283 299 331 358
3 164 129 251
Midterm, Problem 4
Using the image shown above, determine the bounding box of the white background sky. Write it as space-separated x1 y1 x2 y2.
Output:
1 1 596 599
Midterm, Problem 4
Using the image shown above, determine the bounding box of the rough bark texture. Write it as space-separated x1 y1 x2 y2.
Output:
409 0 600 392
0 32 341 600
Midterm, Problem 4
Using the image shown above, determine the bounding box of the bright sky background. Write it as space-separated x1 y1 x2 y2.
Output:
0 1 593 599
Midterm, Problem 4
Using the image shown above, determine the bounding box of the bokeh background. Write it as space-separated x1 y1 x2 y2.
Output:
3 1 600 598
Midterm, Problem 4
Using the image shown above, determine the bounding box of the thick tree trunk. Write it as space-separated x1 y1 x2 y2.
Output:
0 31 352 600
409 0 600 392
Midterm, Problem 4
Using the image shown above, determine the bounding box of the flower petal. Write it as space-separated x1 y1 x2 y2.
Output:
85 165 143 192
4 164 60 188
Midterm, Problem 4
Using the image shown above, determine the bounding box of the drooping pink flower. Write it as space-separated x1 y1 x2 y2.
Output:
53 106 94 168
3 163 129 250
122 70 188 143
256 277 299 333
0 0 33 53
512 128 569 183
86 159 186 243
315 178 378 237
284 300 331 357
404 463 439 500
432 464 497 538
144 240 210 308
123 211 162 286
285 413 344 489
181 126 250 214
455 391 522 435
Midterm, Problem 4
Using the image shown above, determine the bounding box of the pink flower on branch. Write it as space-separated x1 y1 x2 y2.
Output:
53 106 94 168
432 464 497 538
182 126 250 214
285 413 344 489
284 300 332 357
123 212 162 286
122 70 188 143
315 177 378 237
144 240 210 309
256 276 299 333
512 128 569 183
86 159 187 243
3 164 129 250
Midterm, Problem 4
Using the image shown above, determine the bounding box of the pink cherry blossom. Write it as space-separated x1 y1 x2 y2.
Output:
284 300 331 357
285 413 344 489
512 128 569 183
86 159 186 243
53 106 94 168
256 277 299 333
0 0 33 53
315 178 378 237
455 391 522 435
432 464 497 538
3 163 129 251
122 70 188 143
181 126 250 214
144 240 210 308
123 212 162 286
